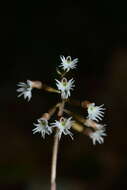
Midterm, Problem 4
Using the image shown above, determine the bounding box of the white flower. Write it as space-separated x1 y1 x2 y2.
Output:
33 118 52 139
89 129 107 145
17 80 33 101
55 77 75 99
87 103 105 122
51 117 74 139
60 55 78 72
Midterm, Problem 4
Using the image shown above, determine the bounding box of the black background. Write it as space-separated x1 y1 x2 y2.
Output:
0 1 127 190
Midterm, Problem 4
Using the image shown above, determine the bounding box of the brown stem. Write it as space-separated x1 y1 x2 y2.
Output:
44 85 60 93
67 99 91 109
57 100 65 117
51 135 59 190
51 101 65 190
32 80 60 93
61 71 67 78
72 122 84 133
64 108 86 123
68 99 81 107
41 103 59 121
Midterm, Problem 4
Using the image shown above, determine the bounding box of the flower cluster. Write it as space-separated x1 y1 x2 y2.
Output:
32 116 73 140
55 55 78 100
84 102 106 145
17 55 107 145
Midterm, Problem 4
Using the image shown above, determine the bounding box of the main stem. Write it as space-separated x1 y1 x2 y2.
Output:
51 101 65 190
51 135 59 190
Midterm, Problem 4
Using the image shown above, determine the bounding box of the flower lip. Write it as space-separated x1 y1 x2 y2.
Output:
62 78 67 86
66 56 71 62
60 117 65 124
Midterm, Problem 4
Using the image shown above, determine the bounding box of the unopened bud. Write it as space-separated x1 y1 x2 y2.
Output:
42 113 50 120
81 100 91 109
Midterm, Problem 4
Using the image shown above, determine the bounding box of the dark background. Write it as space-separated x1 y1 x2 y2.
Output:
0 1 127 190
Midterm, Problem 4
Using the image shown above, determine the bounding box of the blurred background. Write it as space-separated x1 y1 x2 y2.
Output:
0 1 127 189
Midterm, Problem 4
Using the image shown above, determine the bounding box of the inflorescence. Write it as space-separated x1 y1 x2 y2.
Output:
17 55 107 145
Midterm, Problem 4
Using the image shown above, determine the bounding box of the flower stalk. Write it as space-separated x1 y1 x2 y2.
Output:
51 134 59 190
16 54 108 189
51 100 65 190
